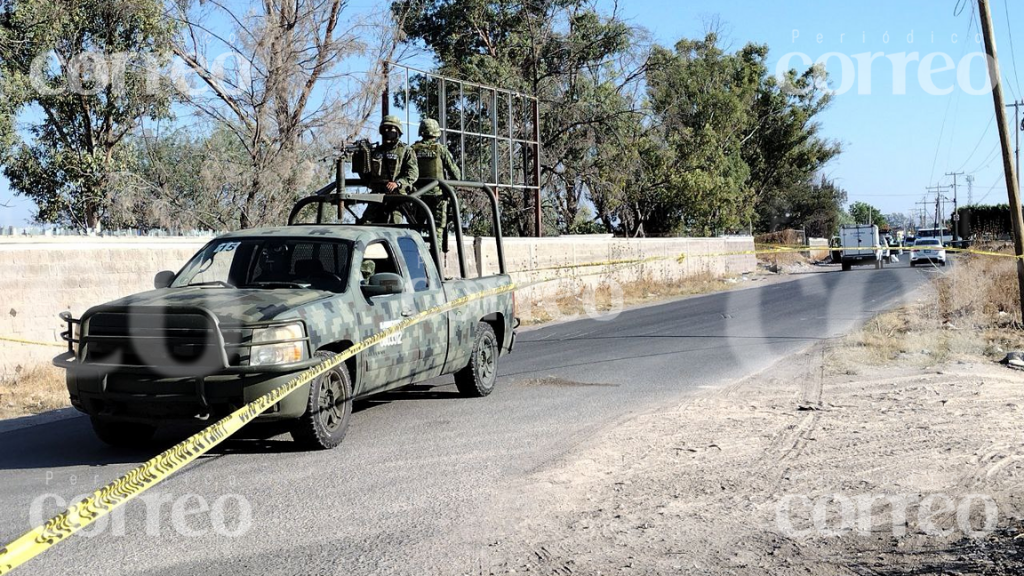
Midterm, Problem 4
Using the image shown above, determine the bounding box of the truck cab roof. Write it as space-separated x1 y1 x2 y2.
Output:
219 225 413 244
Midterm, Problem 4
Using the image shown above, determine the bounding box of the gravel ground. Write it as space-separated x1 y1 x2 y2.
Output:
461 346 1024 575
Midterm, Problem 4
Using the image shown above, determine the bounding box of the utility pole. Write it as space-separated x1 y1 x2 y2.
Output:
946 171 964 244
924 186 950 228
979 0 1024 323
916 198 932 228
1009 100 1022 191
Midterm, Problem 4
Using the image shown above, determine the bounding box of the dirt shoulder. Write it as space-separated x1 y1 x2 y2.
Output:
474 318 1024 574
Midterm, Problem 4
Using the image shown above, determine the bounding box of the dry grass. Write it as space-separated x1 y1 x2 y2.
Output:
755 229 812 267
937 246 1020 325
0 365 69 419
756 249 810 267
522 272 734 325
831 248 1024 374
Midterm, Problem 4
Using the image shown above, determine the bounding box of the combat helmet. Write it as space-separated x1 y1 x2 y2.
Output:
379 115 403 135
419 118 442 138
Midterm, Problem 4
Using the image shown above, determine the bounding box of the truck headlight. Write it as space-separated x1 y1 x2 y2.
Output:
250 323 306 366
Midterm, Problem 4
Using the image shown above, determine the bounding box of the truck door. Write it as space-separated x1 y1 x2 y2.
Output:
360 240 409 394
394 236 447 384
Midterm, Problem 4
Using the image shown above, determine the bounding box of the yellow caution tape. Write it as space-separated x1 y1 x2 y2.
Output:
0 236 1018 570
752 243 1022 259
0 282 516 575
1 241 1018 350
0 336 64 348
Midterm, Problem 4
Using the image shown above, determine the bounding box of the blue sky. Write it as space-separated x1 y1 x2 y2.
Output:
608 0 1024 222
2 0 1022 227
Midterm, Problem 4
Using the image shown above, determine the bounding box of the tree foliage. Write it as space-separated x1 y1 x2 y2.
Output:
395 0 646 236
0 0 174 229
397 5 842 237
758 174 847 238
957 203 1017 237
643 33 840 236
170 0 404 229
1 2 846 237
848 201 887 228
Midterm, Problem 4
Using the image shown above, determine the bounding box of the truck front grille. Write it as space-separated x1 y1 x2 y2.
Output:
82 310 247 370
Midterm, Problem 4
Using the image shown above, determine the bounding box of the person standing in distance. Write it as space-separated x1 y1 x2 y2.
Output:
412 118 460 249
357 115 419 224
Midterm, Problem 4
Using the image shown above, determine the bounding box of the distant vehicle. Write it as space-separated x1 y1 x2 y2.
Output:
838 224 884 271
910 238 946 267
916 227 952 247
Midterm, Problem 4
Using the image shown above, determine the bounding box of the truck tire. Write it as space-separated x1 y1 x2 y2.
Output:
90 417 156 448
454 322 498 397
841 262 851 272
291 351 352 450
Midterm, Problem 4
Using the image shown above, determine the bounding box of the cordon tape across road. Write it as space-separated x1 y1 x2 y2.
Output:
0 283 515 575
0 336 64 348
0 241 1019 573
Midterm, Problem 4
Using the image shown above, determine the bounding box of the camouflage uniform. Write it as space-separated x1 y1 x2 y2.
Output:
358 115 419 224
412 118 461 250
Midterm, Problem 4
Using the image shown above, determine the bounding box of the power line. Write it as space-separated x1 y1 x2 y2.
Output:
955 112 995 171
932 1 978 184
968 141 1002 173
974 175 1004 204
1004 0 1022 99
945 4 976 168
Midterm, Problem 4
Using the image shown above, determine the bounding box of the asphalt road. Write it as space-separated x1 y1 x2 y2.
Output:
0 256 940 575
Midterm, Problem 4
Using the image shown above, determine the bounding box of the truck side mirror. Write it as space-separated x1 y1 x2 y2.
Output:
154 270 175 289
361 272 404 297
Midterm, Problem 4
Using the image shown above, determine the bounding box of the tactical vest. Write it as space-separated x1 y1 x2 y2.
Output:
412 141 444 179
368 142 408 181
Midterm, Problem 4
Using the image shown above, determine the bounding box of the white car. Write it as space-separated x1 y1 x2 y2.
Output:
910 238 946 267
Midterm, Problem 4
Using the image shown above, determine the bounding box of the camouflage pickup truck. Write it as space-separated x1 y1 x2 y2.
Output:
55 184 516 450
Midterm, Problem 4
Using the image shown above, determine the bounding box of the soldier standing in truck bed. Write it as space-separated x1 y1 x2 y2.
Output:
356 115 419 224
412 118 460 250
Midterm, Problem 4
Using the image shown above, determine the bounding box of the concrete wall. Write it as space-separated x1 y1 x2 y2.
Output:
0 235 755 377
0 238 208 378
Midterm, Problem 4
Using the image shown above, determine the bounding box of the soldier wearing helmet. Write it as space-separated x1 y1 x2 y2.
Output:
412 118 461 250
358 115 419 224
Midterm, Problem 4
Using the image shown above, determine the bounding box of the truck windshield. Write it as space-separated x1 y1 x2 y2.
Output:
172 238 353 292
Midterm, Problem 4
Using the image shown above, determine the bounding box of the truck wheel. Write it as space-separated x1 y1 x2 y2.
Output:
454 322 498 397
90 417 156 448
291 351 352 450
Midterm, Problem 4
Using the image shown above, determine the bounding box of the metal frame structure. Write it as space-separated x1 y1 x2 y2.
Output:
288 178 508 279
381 62 542 236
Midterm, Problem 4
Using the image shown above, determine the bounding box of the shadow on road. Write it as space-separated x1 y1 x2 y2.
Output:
353 384 462 413
0 384 468 470
0 416 154 471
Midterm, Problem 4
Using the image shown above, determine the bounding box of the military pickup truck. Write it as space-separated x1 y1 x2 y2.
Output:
55 182 516 450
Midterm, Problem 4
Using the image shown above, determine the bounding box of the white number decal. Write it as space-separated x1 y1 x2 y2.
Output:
214 242 241 254
380 320 404 347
